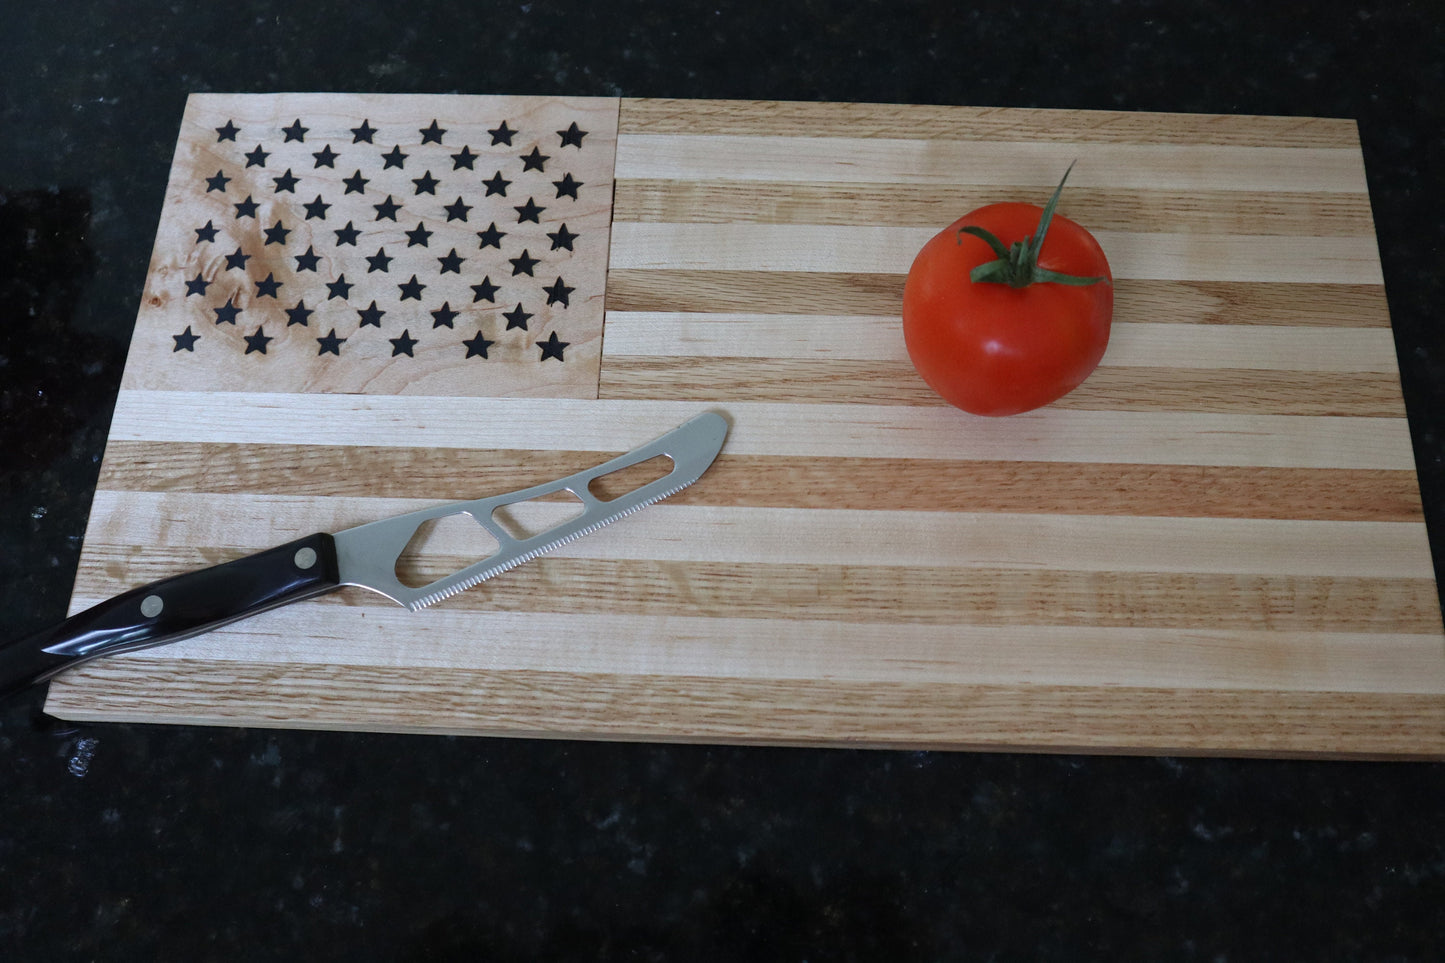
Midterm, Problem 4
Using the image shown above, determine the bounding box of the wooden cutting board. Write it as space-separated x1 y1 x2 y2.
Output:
45 94 1445 758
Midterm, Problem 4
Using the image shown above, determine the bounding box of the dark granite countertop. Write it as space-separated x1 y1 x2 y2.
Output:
3 2 1444 958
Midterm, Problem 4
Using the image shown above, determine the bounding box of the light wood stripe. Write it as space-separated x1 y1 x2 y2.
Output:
619 99 1359 149
602 315 1402 372
614 135 1368 194
76 492 1436 579
614 179 1377 236
44 663 1445 758
107 391 1420 469
73 549 1443 635
95 443 1426 522
608 223 1385 283
604 272 1391 327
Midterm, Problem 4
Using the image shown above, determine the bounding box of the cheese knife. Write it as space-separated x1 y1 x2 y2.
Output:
0 411 728 698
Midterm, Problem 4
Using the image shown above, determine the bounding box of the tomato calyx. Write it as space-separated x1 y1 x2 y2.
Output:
957 163 1106 290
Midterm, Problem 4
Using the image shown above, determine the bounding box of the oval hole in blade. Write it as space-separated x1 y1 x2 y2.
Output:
394 512 502 589
491 490 586 541
587 454 675 502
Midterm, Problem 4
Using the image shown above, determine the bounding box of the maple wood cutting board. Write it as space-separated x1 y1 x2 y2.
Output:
44 94 1445 758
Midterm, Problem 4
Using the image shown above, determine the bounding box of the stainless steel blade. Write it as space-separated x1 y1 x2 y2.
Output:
330 411 728 610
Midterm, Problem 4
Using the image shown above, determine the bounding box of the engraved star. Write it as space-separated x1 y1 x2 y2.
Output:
412 170 439 195
357 301 386 327
470 276 499 303
420 120 446 144
463 331 493 358
213 297 242 324
520 146 549 172
443 197 472 222
295 245 322 270
215 120 239 142
543 277 573 307
185 273 212 297
476 222 506 249
557 122 587 148
351 120 376 143
205 170 231 192
282 119 309 142
547 223 579 251
333 222 360 246
326 275 353 300
285 300 313 326
451 145 478 170
398 275 426 300
303 195 331 220
317 328 346 355
488 121 515 145
273 168 300 193
254 273 282 298
514 197 544 223
366 247 393 273
381 145 408 169
437 248 464 274
509 249 539 276
343 170 369 194
194 220 219 243
537 331 568 361
552 172 582 199
405 222 433 247
374 196 401 221
233 195 258 218
482 171 510 197
244 144 270 168
263 219 291 245
503 303 532 330
224 247 251 271
244 326 273 354
431 302 459 328
172 325 200 351
389 329 418 357
312 144 339 168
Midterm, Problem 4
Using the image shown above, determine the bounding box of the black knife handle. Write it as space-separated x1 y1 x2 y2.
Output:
0 533 341 698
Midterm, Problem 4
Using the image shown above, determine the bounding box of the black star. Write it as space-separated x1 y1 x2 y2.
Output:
215 120 239 142
489 121 515 145
389 329 418 357
366 247 393 273
234 195 258 219
548 223 579 251
317 328 346 355
463 331 493 358
244 144 270 168
503 303 532 330
552 172 582 199
470 276 499 303
185 272 211 297
312 144 339 168
438 248 465 274
285 300 313 326
327 275 353 300
357 301 386 327
194 220 219 243
482 171 510 196
255 273 282 298
213 297 242 325
412 170 439 195
537 331 569 361
273 168 300 193
543 277 574 307
514 197 545 223
263 219 291 245
205 170 231 193
172 325 200 351
343 170 369 194
295 245 322 270
374 196 401 221
244 326 273 354
224 247 251 271
431 302 459 328
451 145 478 170
405 222 433 247
520 146 549 172
282 119 309 142
509 249 539 276
557 122 588 148
476 222 506 249
381 145 408 169
398 275 426 300
351 120 376 144
303 195 331 220
420 120 446 144
334 222 361 246
444 197 472 222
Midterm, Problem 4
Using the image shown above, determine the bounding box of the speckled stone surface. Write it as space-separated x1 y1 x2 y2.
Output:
3 2 1444 958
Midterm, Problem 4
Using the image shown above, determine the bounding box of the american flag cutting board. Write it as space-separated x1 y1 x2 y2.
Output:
45 94 1445 757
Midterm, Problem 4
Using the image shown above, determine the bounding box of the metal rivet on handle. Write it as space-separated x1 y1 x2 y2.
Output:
294 547 318 570
141 595 163 618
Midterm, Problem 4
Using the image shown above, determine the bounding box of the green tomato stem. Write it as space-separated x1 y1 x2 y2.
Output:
957 162 1105 289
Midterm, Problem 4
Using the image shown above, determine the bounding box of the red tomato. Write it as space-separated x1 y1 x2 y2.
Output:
902 190 1113 417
